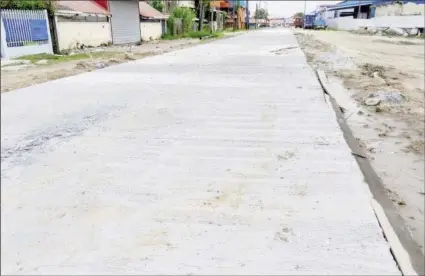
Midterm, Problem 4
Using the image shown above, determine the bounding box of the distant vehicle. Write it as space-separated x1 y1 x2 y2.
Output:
293 17 303 28
313 18 327 29
303 14 315 29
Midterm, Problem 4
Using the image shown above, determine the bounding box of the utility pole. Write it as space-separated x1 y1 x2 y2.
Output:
302 0 306 28
199 0 205 31
254 3 258 29
357 0 361 18
245 0 249 29
232 0 236 31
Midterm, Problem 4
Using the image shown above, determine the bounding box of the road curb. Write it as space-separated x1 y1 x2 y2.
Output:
315 69 424 276
371 198 418 276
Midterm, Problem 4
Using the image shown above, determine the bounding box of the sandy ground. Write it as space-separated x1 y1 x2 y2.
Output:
295 29 424 254
1 36 236 93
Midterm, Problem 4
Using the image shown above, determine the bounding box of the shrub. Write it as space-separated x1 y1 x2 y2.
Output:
0 0 52 11
167 7 195 35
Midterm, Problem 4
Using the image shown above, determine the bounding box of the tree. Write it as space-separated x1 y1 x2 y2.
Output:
149 0 164 12
198 0 211 31
293 12 304 18
254 8 268 20
0 0 50 10
163 0 176 13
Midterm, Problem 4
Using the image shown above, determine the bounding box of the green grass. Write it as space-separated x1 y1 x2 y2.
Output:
15 53 90 63
14 51 123 64
162 31 224 40
161 33 179 40
224 28 247 33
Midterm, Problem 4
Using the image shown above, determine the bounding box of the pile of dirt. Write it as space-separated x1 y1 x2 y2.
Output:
360 63 387 77
298 32 422 117
74 61 94 70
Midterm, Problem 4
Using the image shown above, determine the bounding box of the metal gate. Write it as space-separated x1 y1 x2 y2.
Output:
0 9 53 58
108 0 140 44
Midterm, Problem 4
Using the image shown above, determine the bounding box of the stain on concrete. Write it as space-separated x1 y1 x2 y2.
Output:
1 106 123 166
277 150 296 161
275 226 294 242
270 46 298 55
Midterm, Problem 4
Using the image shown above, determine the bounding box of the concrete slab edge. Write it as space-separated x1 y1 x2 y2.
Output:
314 69 424 276
371 198 418 276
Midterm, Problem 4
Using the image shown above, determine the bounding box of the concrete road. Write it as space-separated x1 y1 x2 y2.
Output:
1 29 400 275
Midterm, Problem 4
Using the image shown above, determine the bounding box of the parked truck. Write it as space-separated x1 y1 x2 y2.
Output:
293 17 303 28
313 18 327 29
303 14 315 29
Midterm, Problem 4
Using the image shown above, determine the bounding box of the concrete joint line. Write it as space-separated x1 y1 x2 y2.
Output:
314 68 424 276
371 198 418 276
314 69 329 104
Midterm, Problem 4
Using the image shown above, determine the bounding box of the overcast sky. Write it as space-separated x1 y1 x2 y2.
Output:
247 1 339 18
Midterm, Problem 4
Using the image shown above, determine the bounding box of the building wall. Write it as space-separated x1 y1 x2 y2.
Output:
56 20 112 50
375 2 425 16
324 10 335 19
326 15 424 30
140 21 162 41
326 17 370 30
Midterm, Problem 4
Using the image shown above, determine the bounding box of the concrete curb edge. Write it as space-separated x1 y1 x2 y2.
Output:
314 69 424 276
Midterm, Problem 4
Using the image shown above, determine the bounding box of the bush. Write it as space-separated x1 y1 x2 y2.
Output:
0 0 51 11
167 15 176 35
185 31 211 39
163 6 224 40
166 7 195 35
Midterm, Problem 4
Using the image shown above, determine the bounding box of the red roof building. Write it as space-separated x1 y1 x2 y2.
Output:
55 0 110 15
139 1 168 19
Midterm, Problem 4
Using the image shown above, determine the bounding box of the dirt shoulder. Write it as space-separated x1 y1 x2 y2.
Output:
1 33 240 93
295 29 424 254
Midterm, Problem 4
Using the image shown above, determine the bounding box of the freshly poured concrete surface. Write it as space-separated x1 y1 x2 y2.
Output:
1 29 400 274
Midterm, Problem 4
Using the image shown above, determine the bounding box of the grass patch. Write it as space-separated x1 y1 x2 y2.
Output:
185 30 213 39
162 31 224 40
186 31 224 39
224 28 247 33
90 51 123 59
15 53 90 63
14 51 124 64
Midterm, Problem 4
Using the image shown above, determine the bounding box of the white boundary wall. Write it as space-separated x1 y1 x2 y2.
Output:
56 19 112 51
326 17 369 30
326 15 425 31
376 2 425 16
140 21 162 41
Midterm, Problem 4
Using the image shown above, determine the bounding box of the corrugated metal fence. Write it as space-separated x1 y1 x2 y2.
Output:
0 9 53 59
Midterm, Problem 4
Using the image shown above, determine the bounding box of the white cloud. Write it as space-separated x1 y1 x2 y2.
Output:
248 0 339 18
